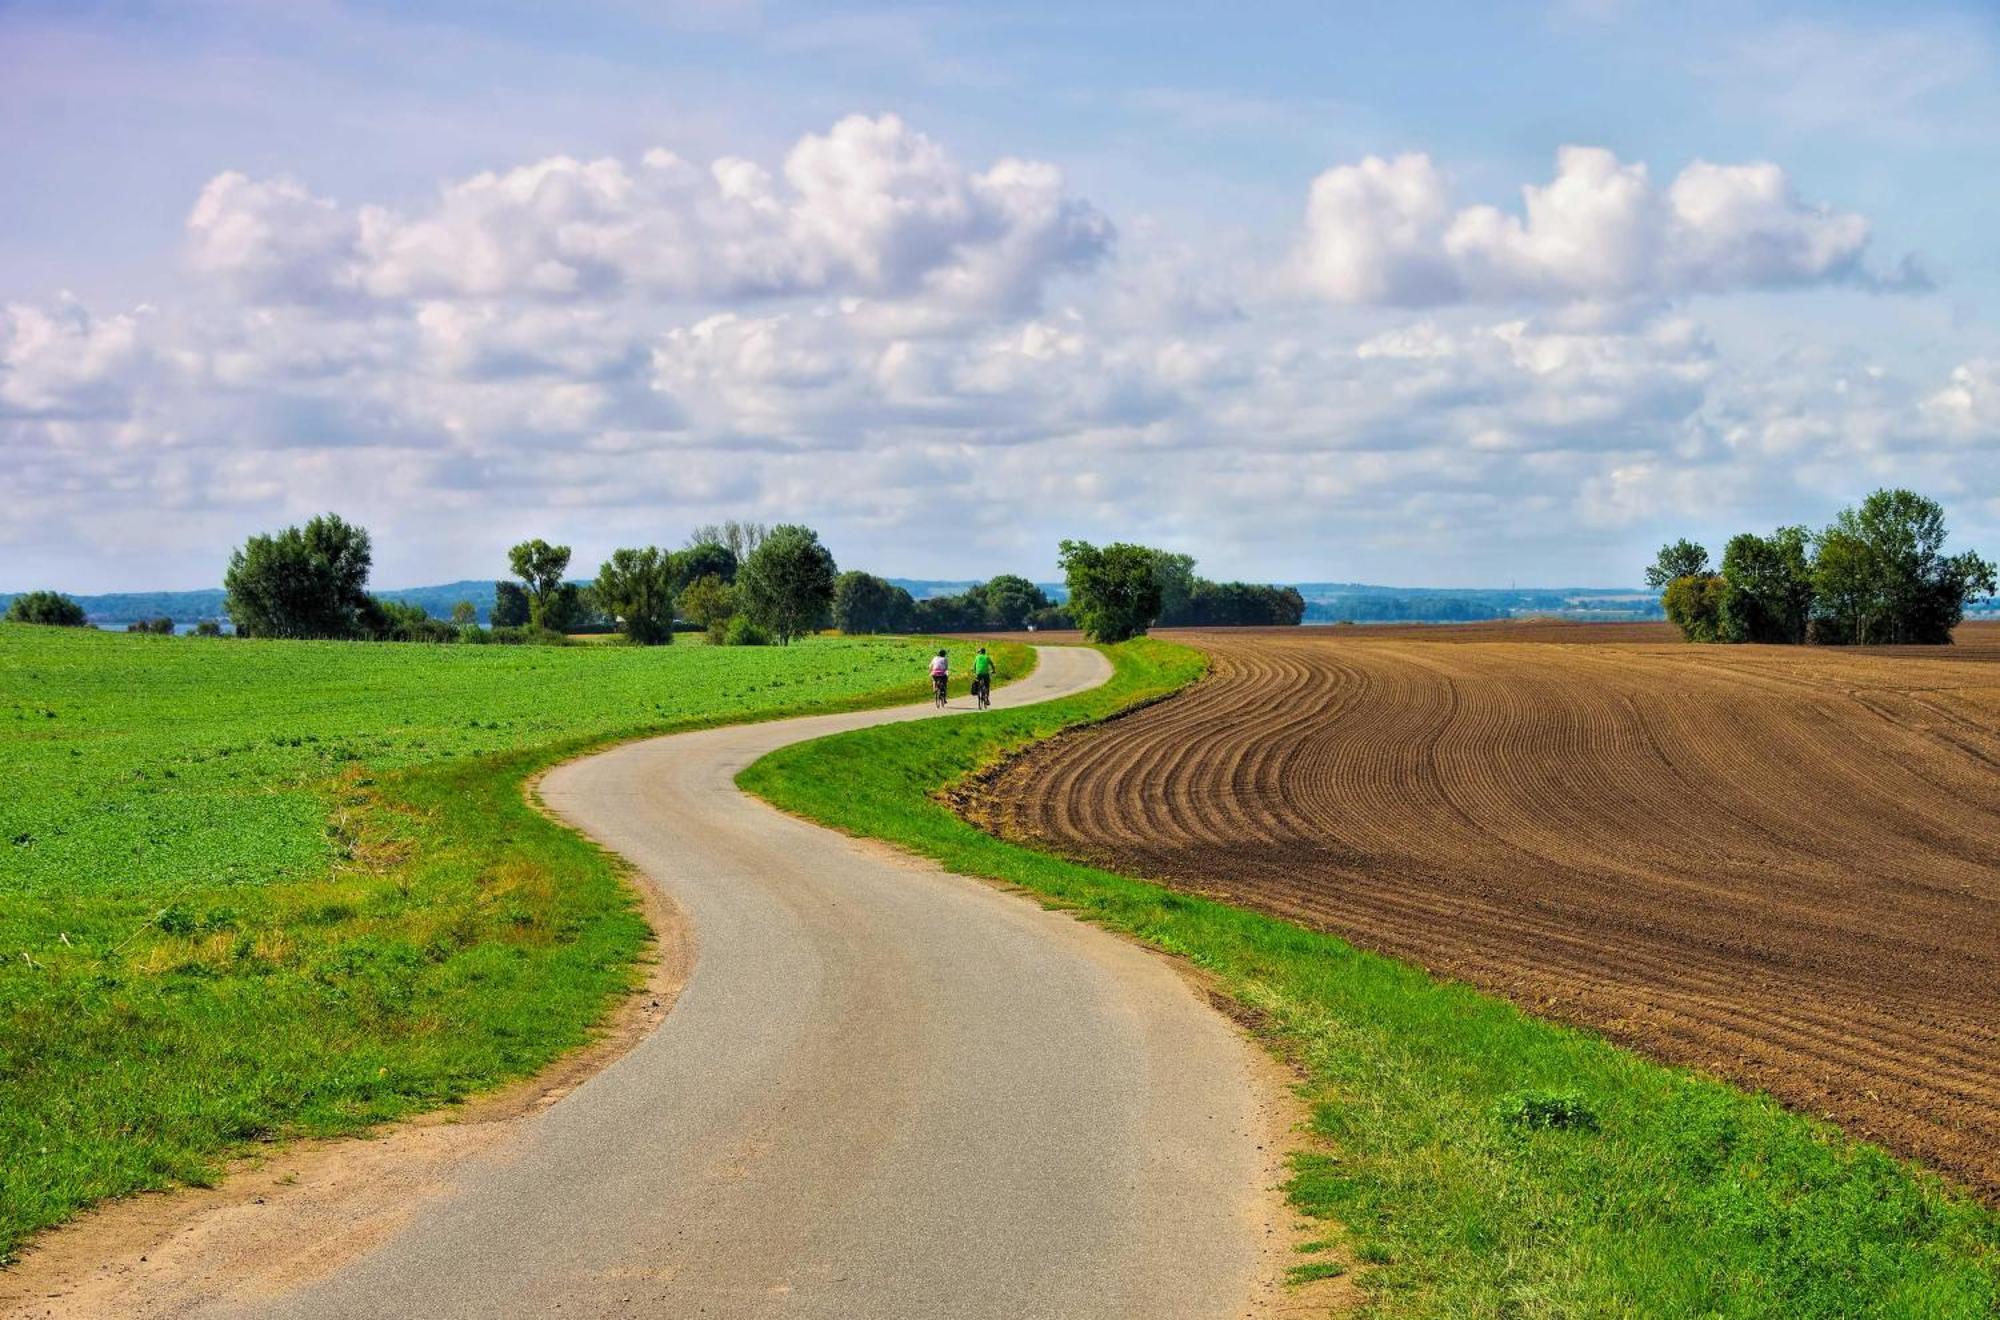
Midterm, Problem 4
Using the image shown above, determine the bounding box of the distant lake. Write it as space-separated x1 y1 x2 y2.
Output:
91 621 233 636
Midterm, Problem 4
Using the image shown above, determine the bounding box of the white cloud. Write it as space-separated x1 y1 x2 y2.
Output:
6 113 1992 592
1923 360 2000 442
0 296 150 418
187 115 1111 318
1296 146 1913 306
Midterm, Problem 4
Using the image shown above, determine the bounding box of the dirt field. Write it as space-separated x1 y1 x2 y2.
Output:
967 621 2000 1198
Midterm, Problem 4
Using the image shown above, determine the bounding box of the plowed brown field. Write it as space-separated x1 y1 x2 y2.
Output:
967 621 2000 1197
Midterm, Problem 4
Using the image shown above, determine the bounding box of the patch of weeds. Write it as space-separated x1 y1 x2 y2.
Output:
1496 1088 1601 1133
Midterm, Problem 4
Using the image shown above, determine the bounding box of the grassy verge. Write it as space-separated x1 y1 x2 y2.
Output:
740 638 2000 1318
0 626 1029 1259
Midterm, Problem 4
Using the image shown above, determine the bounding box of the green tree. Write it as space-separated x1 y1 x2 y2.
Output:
737 524 838 645
1148 551 1199 626
834 571 915 634
1059 539 1165 643
223 512 374 639
450 600 478 626
1812 490 1996 644
1662 574 1727 642
507 539 572 631
594 547 677 645
1645 539 1711 590
492 581 530 628
5 591 88 627
1719 527 1813 644
678 573 736 643
673 541 739 591
193 618 223 637
359 595 455 643
976 574 1048 630
1810 528 1880 646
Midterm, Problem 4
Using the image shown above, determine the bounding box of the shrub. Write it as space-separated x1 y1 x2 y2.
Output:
1496 1089 1601 1133
5 591 88 627
1663 574 1727 642
725 614 770 646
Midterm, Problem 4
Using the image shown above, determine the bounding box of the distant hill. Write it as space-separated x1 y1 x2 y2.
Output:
887 578 1068 602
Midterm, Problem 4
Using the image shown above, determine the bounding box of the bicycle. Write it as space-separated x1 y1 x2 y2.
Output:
974 673 991 710
932 672 949 708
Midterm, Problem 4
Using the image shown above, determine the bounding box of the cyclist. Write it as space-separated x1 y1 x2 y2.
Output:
929 648 949 707
972 646 995 709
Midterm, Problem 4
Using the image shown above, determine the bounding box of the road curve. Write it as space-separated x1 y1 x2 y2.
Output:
249 647 1278 1320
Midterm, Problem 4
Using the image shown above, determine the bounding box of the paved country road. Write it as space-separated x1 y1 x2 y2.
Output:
234 646 1279 1319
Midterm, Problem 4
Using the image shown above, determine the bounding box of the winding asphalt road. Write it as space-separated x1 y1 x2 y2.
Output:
251 647 1275 1319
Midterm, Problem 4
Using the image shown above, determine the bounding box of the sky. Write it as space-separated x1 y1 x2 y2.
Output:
3 0 1998 592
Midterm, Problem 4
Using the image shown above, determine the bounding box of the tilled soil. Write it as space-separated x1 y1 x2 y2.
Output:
966 621 2000 1199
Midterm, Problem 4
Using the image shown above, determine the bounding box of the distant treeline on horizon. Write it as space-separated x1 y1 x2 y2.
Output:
0 578 1758 628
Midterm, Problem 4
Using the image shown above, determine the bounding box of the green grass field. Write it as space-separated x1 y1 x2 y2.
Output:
0 625 1024 1260
741 639 2000 1319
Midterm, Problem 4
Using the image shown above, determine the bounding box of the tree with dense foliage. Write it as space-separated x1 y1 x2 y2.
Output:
678 573 736 643
1653 489 1992 646
737 524 838 644
973 574 1049 630
1059 539 1165 643
912 593 982 632
1662 574 1727 643
5 591 88 627
492 581 530 628
450 600 478 626
1813 489 1995 644
507 539 573 631
594 547 677 645
673 541 739 592
1026 604 1074 630
1719 527 1814 644
1645 539 1711 590
126 616 173 634
224 513 374 639
1178 580 1308 627
834 571 916 634
193 618 223 637
1148 552 1199 626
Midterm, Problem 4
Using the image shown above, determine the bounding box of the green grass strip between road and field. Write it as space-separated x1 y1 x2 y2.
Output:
739 637 2000 1319
0 627 1030 1261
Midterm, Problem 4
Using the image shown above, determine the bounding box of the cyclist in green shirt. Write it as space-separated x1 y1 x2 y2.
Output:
972 647 995 709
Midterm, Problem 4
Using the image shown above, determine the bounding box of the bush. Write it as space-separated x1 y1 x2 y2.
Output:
724 614 770 646
1663 574 1727 642
5 591 88 627
192 619 223 638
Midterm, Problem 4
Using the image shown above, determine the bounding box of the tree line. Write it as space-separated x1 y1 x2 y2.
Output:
1647 489 1995 646
831 553 1303 637
207 514 840 646
7 516 1304 647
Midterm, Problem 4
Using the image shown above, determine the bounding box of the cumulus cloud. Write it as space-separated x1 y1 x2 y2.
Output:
1296 146 1917 306
1922 360 2000 442
0 296 150 418
186 115 1111 317
8 113 1990 592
